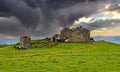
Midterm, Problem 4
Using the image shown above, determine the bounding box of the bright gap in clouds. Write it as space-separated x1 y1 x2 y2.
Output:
71 3 120 37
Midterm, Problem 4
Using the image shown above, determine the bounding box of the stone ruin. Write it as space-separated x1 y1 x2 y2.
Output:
51 34 61 42
20 36 31 49
51 26 90 42
14 36 32 49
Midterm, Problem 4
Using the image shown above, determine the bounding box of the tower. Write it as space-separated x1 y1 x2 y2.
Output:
20 36 31 48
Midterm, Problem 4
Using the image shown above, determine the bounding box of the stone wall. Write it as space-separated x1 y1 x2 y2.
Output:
61 27 90 42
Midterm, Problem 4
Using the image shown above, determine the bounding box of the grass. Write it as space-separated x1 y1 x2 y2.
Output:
0 40 120 72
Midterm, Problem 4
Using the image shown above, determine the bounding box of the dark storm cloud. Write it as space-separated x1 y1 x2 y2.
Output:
0 17 24 36
0 0 41 28
105 4 120 11
104 0 120 12
0 0 106 37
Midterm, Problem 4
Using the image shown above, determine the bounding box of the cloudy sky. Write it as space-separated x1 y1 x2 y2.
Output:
0 0 120 38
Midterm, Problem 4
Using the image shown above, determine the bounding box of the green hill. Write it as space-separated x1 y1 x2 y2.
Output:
0 40 120 72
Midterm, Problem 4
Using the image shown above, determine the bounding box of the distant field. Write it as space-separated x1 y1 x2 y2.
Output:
0 41 120 72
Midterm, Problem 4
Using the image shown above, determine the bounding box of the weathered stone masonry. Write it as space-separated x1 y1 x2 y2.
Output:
51 26 90 42
20 36 31 48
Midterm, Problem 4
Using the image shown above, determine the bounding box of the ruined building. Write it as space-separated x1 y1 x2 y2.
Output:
20 36 31 48
51 26 90 42
51 34 61 42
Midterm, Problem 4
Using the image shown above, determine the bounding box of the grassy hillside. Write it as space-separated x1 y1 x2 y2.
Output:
0 40 120 72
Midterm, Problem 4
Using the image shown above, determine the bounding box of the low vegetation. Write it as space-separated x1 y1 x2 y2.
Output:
0 44 8 48
0 40 120 72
